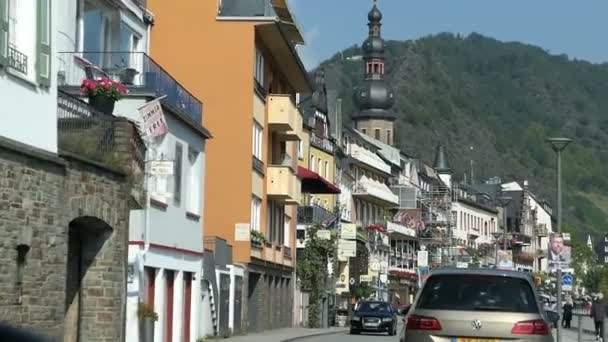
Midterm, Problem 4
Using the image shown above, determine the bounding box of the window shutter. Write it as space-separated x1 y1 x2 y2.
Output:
0 0 8 66
36 0 51 86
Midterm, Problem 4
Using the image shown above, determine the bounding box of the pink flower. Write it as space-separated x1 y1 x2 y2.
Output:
103 83 110 90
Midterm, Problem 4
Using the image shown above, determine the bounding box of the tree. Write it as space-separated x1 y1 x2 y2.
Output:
296 225 337 328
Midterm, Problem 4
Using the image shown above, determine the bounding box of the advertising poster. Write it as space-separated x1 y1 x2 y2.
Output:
548 233 571 271
496 250 514 270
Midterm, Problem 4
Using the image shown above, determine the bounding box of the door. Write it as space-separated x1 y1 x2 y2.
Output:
234 276 243 334
247 273 260 333
219 274 230 336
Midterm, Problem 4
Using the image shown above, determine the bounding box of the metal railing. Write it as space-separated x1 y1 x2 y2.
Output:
297 205 334 225
57 90 145 170
310 134 334 153
57 52 203 126
57 91 116 164
8 46 28 75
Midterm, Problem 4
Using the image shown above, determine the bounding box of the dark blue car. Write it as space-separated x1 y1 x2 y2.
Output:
350 301 397 336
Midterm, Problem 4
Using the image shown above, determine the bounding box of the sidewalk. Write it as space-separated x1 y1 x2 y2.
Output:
562 327 595 342
570 315 596 335
215 327 348 342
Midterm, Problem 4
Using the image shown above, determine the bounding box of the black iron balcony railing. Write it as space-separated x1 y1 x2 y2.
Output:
297 205 334 225
310 133 334 153
57 52 203 127
8 46 28 75
57 90 145 170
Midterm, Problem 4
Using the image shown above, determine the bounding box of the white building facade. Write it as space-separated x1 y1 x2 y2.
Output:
54 0 211 340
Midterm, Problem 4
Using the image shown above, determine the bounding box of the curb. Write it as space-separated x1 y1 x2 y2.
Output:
281 329 349 342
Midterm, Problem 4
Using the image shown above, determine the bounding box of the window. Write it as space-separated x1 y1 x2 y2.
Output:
252 122 263 160
374 129 380 140
361 128 367 135
284 216 291 247
2 0 49 82
187 147 202 214
250 196 262 232
254 47 264 87
310 155 315 172
298 140 304 160
174 143 183 206
318 159 322 176
267 200 285 244
324 161 329 179
386 129 391 144
418 274 539 313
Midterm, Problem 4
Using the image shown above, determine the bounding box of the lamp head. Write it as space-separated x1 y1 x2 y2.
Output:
545 137 572 152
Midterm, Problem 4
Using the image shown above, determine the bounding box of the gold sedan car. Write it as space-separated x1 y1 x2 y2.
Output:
401 268 554 342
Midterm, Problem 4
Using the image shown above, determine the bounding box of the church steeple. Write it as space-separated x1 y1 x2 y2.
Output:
352 0 397 146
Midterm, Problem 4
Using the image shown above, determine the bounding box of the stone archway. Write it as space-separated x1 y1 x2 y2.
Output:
63 216 112 342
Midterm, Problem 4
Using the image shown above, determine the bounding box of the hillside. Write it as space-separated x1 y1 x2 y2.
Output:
320 33 608 239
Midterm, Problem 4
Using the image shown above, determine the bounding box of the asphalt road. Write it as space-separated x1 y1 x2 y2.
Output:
301 321 405 342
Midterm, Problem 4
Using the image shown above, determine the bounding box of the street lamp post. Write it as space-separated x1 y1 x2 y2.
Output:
546 137 572 342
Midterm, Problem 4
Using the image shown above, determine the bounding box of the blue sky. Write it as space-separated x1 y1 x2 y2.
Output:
289 0 608 70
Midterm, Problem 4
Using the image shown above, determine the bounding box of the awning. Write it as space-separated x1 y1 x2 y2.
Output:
297 166 341 194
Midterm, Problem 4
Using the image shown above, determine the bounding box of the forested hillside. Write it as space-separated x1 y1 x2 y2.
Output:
320 33 608 238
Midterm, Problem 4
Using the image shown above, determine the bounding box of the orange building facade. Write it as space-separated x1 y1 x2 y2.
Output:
148 0 310 334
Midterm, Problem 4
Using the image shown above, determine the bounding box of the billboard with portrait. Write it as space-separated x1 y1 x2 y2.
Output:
496 250 514 270
547 233 571 271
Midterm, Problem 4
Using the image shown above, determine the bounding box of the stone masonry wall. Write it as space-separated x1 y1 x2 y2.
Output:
0 137 135 341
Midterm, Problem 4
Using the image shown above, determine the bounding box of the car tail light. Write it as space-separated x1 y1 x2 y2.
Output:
406 315 442 330
511 319 550 335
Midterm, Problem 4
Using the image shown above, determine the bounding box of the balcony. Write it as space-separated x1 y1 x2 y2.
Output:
535 224 549 237
297 205 335 226
267 94 301 140
349 144 391 174
310 133 334 153
267 165 300 204
57 90 145 173
353 177 399 206
387 221 416 238
57 52 203 127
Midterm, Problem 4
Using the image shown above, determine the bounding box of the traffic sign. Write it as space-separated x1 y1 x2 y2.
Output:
562 274 573 291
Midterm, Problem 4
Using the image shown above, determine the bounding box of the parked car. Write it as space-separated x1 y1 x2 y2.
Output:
350 300 398 336
401 268 554 342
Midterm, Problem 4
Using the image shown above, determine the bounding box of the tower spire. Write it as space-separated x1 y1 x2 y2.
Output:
352 0 397 146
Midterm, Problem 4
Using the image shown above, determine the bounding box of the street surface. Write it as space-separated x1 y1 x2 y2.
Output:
302 321 404 342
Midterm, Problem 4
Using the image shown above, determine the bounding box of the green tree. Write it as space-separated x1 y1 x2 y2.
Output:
296 225 337 328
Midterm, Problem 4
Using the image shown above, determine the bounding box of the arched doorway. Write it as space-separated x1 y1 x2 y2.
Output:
63 216 112 342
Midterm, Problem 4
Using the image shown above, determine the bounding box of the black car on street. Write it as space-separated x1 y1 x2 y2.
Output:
350 300 397 336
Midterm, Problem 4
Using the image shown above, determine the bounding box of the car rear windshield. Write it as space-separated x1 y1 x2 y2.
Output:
357 302 391 313
417 274 539 313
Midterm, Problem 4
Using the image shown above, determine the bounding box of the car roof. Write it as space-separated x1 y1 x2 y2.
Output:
428 267 533 280
359 300 390 304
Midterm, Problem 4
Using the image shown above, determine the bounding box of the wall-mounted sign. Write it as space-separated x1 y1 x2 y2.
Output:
150 160 174 176
234 223 251 241
338 240 356 260
341 223 357 240
417 250 429 267
317 230 331 240
360 275 372 282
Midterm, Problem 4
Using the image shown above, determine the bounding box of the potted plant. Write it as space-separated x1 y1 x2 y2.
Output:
80 77 128 115
137 302 158 342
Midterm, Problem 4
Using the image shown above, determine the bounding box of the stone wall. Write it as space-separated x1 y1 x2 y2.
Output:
0 136 139 341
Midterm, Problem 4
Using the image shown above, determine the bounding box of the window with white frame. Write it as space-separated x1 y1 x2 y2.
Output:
298 140 304 160
252 122 263 160
324 161 329 179
310 155 315 172
1 0 50 85
254 47 264 87
284 216 291 247
187 147 202 215
318 159 322 176
250 196 262 231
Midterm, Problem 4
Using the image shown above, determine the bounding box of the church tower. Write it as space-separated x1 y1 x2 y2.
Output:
352 0 397 146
